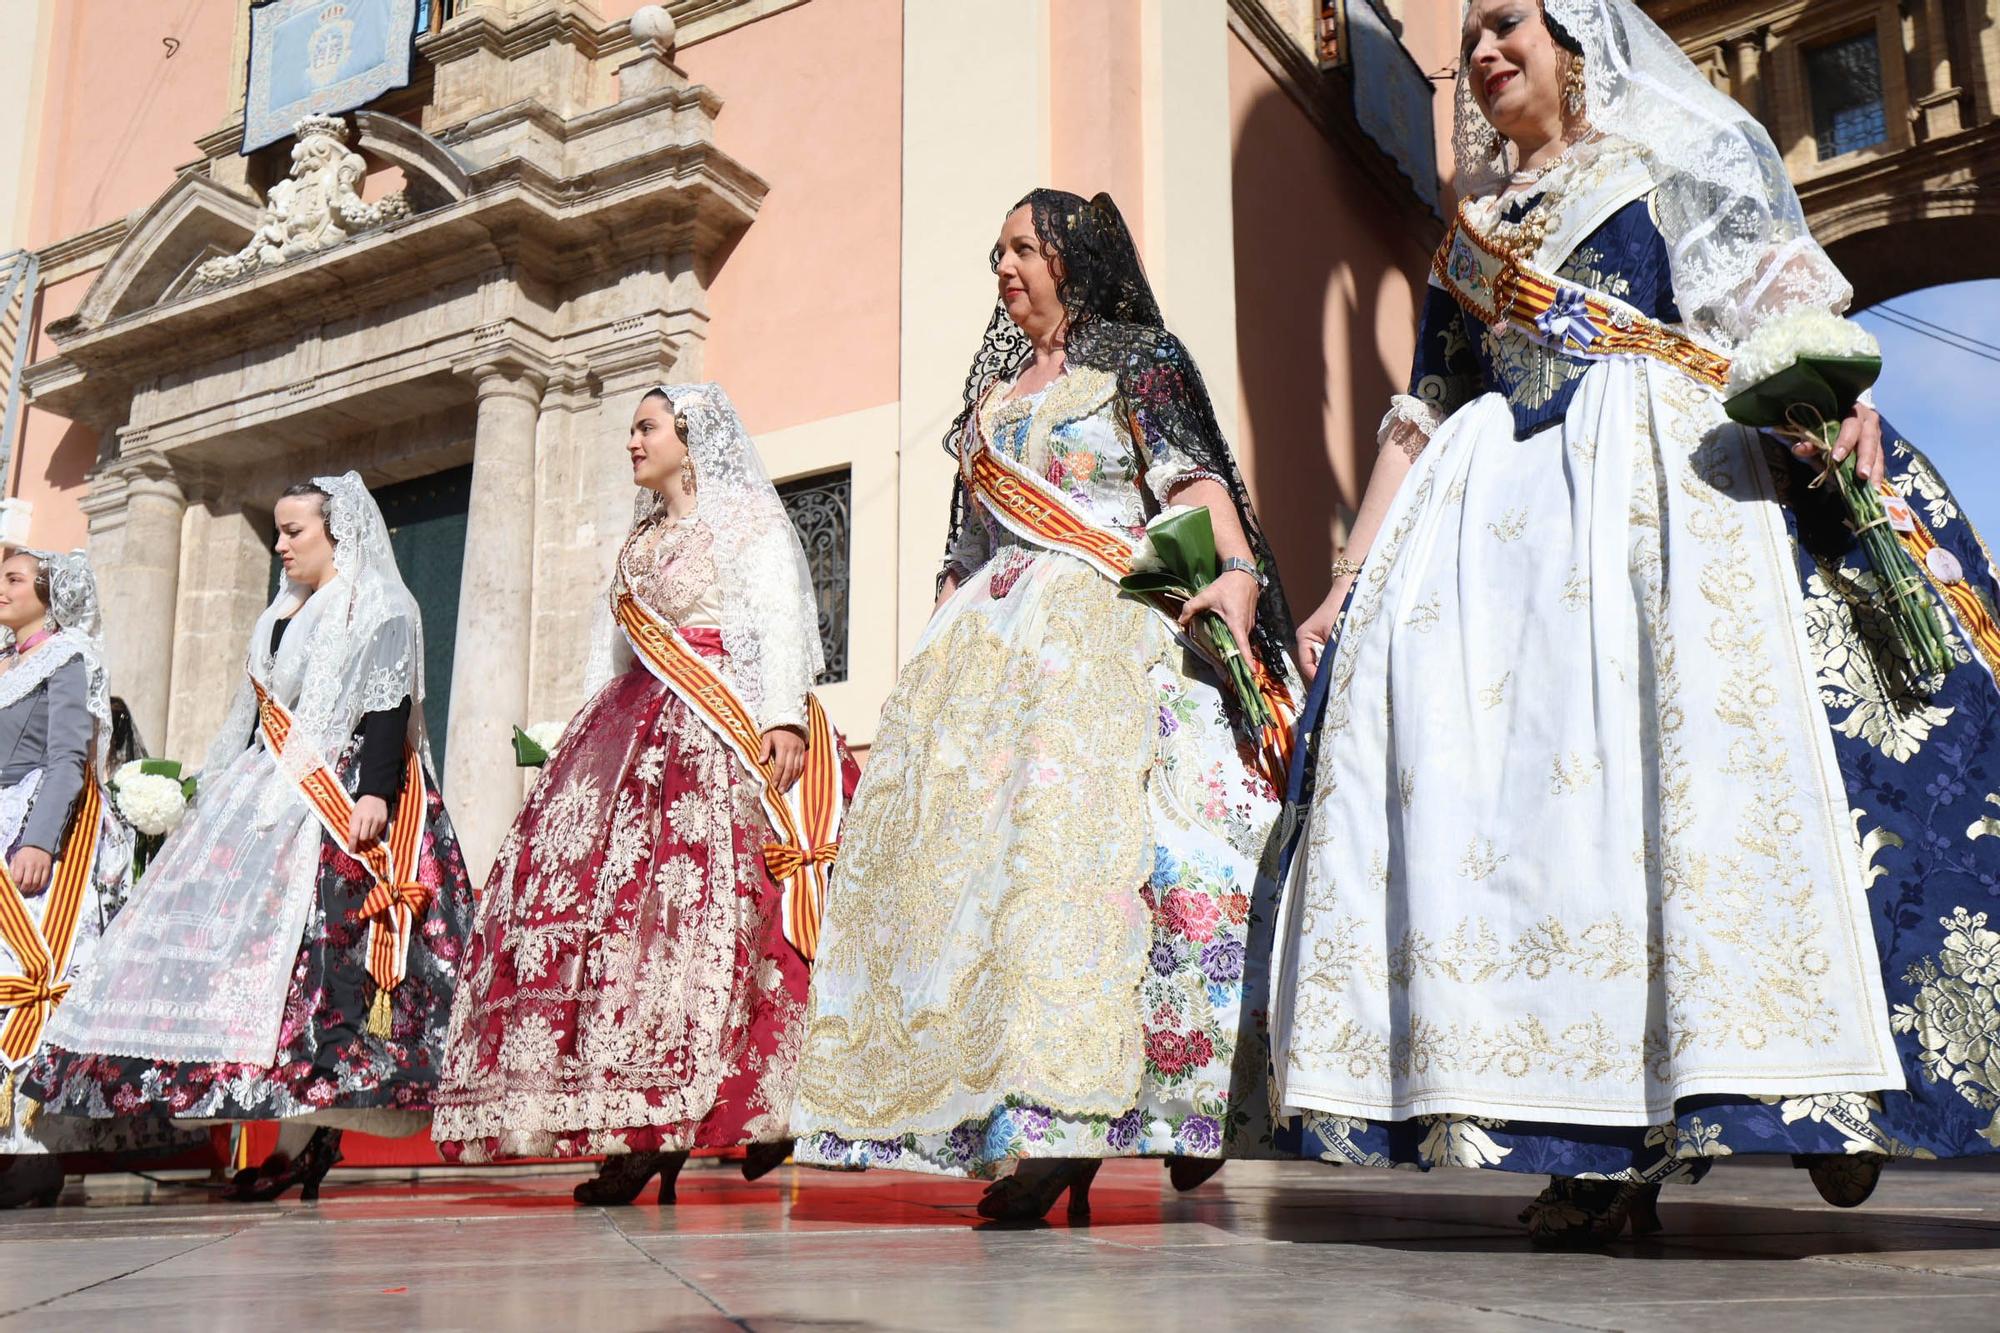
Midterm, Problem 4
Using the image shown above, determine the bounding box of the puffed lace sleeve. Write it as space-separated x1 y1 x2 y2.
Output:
736 501 816 735
582 589 635 699
1383 283 1484 461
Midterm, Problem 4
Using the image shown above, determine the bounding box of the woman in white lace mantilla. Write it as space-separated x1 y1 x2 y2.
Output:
0 549 187 1207
30 475 476 1203
433 383 857 1207
1274 0 2000 1247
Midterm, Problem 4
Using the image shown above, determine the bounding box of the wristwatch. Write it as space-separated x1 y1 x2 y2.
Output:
1219 557 1268 589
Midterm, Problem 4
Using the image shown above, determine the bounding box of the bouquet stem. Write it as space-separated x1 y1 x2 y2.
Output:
1799 420 1953 678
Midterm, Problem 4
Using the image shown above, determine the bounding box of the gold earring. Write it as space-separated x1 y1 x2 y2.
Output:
1563 56 1587 118
680 456 696 497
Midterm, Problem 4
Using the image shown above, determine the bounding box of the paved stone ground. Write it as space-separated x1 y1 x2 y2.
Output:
1 1157 1996 1331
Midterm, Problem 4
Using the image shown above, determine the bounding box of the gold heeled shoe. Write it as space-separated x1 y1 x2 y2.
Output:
1802 1152 1885 1208
1521 1177 1663 1249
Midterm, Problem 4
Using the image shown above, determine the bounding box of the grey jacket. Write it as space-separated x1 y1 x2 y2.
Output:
0 656 92 854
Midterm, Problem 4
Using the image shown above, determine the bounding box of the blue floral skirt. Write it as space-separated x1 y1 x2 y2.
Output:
1283 425 2000 1182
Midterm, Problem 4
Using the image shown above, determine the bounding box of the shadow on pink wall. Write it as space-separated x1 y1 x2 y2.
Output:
1230 82 1434 615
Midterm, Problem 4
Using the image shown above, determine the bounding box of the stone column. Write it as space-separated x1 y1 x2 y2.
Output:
1729 31 1765 121
167 499 274 760
85 457 186 750
444 361 546 882
1912 0 1964 140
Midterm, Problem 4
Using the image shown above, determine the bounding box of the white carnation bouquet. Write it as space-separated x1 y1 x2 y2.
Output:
1724 311 1950 676
511 720 568 767
110 758 198 874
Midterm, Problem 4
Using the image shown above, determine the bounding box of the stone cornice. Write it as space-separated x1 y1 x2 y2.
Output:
668 0 811 48
35 215 132 286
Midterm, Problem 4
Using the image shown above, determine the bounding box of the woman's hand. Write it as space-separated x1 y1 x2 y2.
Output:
349 795 389 850
8 846 52 897
1793 400 1885 483
762 726 807 794
1179 568 1260 660
1296 580 1352 684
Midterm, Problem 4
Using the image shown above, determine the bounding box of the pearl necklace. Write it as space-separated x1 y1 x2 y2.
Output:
1507 127 1603 190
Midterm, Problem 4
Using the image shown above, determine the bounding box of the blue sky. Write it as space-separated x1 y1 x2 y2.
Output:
1857 281 2000 533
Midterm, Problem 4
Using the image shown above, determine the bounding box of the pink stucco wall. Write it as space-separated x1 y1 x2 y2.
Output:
664 0 904 436
1226 32 1433 610
13 271 97 551
25 0 239 250
1047 4 1147 240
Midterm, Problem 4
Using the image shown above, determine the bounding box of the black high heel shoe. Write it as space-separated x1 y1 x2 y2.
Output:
0 1155 65 1209
976 1159 1101 1225
742 1139 793 1182
1166 1156 1223 1193
228 1128 344 1203
572 1150 688 1206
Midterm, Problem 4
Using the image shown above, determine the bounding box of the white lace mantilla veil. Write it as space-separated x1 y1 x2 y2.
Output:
0 549 113 775
1455 0 1854 348
584 383 823 733
46 473 428 1064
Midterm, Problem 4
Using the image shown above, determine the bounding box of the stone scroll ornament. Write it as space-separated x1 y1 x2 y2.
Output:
194 115 410 289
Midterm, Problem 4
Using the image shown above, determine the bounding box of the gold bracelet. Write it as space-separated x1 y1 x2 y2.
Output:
1331 556 1365 580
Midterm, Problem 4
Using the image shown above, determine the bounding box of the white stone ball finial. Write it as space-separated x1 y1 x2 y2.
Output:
631 5 677 55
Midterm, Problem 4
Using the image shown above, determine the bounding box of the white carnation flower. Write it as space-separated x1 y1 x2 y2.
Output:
115 772 188 837
525 721 566 753
1726 310 1882 398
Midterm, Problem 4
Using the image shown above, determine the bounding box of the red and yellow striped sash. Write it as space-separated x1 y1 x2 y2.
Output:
1434 202 1732 391
1882 484 2000 679
0 780 103 1065
253 678 428 1001
965 442 1298 783
614 594 844 962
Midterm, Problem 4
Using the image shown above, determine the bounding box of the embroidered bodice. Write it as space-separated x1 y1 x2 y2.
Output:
619 511 725 629
944 364 1217 579
1414 138 1680 440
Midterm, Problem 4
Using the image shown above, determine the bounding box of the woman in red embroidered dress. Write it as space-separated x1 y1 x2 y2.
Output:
433 383 855 1205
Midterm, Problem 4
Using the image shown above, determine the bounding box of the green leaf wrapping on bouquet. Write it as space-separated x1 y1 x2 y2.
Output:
1723 354 1881 429
1119 505 1274 734
511 725 550 768
1144 506 1221 587
1117 570 1195 601
137 758 183 780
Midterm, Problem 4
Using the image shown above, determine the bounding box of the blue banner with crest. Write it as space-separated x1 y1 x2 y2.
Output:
243 0 420 153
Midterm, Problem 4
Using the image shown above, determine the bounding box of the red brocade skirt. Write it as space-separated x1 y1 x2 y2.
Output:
431 630 857 1160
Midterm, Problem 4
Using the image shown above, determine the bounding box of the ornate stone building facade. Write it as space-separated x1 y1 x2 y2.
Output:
1641 0 2000 305
1 0 1456 877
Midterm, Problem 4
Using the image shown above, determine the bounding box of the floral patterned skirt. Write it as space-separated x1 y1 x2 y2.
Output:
432 634 856 1161
1286 421 2000 1182
792 554 1287 1179
27 745 475 1130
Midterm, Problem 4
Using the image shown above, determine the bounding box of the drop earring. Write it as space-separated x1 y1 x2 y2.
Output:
680 456 697 497
1563 56 1588 119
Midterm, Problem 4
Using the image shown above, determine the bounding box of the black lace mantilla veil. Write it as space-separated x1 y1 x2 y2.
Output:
941 188 1297 677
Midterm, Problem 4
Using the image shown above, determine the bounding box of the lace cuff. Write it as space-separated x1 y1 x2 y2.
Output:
1379 395 1444 461
1152 465 1226 507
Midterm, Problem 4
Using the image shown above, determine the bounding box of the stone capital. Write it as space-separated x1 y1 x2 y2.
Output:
455 347 554 403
